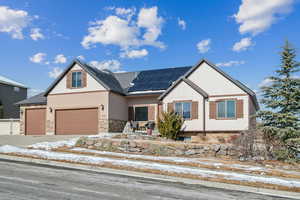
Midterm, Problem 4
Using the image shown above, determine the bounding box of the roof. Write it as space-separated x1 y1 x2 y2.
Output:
19 58 258 109
159 59 259 110
44 59 125 96
16 92 46 106
0 75 27 88
127 66 191 93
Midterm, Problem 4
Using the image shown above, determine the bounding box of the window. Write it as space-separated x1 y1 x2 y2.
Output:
72 71 82 88
174 102 191 119
135 107 148 121
217 100 236 119
14 87 20 92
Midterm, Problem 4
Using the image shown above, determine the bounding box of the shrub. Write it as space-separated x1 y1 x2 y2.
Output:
158 112 184 140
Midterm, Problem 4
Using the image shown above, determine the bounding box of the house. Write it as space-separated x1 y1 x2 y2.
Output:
0 75 27 119
16 58 259 136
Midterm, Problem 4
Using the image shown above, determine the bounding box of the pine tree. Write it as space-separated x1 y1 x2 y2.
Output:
258 41 300 160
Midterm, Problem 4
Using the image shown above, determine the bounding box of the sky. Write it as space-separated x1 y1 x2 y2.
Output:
0 0 300 97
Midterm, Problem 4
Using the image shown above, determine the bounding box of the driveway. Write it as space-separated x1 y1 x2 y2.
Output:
0 135 81 147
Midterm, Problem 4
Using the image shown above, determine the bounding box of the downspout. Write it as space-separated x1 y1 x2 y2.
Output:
203 97 206 136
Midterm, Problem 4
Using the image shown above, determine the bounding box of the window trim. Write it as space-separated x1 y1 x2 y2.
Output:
173 100 192 120
71 70 83 88
216 99 237 120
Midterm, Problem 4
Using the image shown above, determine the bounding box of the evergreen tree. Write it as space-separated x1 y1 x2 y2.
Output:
258 41 300 160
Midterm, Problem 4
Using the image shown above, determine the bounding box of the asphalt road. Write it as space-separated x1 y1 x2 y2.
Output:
0 160 292 200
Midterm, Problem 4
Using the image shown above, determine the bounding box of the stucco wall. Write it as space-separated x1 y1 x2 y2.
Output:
49 64 106 95
162 81 204 131
109 92 128 121
187 62 246 95
205 95 249 131
127 95 160 122
46 91 109 134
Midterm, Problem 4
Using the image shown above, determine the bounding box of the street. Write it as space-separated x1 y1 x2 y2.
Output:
0 160 291 200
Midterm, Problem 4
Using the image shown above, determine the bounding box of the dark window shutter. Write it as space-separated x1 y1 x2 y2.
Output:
82 71 87 87
191 101 198 119
66 72 72 88
236 99 244 118
167 103 173 113
209 101 216 119
128 107 134 121
148 106 155 121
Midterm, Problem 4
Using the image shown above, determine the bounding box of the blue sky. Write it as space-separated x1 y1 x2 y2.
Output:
1 0 300 96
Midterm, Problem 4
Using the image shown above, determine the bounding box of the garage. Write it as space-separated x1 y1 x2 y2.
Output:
25 108 46 135
55 108 98 135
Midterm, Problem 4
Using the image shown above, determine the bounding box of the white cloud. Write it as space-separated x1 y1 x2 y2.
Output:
234 0 295 35
258 78 273 88
81 15 139 49
77 55 85 60
177 18 186 30
30 28 44 40
115 7 136 20
197 39 211 54
28 88 43 97
29 53 47 64
0 6 32 39
216 60 245 67
54 54 67 64
49 67 63 79
137 7 164 48
120 49 148 59
89 60 121 72
82 6 165 54
232 37 253 52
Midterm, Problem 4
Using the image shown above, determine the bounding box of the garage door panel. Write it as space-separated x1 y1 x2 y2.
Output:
55 108 98 135
26 108 46 135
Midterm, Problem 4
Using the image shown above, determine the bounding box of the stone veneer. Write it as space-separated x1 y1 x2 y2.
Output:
108 119 127 132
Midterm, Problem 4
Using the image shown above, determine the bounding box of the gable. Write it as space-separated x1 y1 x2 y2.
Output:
187 61 246 95
49 63 106 95
163 80 205 102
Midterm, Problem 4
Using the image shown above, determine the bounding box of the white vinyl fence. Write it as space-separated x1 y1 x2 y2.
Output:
0 119 20 135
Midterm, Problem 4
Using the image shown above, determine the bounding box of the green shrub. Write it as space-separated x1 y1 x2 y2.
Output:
158 112 184 140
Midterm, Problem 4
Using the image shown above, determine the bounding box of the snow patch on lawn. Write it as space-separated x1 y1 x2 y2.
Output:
71 148 265 172
27 133 118 150
1 145 300 188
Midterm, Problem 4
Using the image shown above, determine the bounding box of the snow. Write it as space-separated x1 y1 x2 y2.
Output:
28 133 118 150
71 148 266 172
1 145 300 188
28 138 79 150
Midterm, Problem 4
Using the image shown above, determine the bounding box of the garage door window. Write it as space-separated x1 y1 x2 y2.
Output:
72 71 82 88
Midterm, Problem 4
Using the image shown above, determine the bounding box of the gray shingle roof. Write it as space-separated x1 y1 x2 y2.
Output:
0 75 27 88
16 92 46 106
113 72 139 92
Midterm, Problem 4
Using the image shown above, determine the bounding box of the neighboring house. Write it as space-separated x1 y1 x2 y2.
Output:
0 75 27 119
17 59 259 136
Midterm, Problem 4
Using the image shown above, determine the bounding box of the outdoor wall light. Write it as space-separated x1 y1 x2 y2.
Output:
20 110 24 115
100 104 104 111
49 107 53 113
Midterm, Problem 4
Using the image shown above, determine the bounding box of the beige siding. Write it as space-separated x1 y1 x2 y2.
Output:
162 81 204 131
49 64 106 95
188 62 246 95
0 119 20 135
109 92 128 121
46 91 109 135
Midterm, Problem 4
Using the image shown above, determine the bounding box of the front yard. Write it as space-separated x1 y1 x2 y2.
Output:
0 134 299 193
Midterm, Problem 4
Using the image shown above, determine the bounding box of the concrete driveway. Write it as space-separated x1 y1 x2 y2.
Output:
0 135 81 147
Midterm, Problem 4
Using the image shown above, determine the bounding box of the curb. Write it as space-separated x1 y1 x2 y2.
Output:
0 154 299 199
